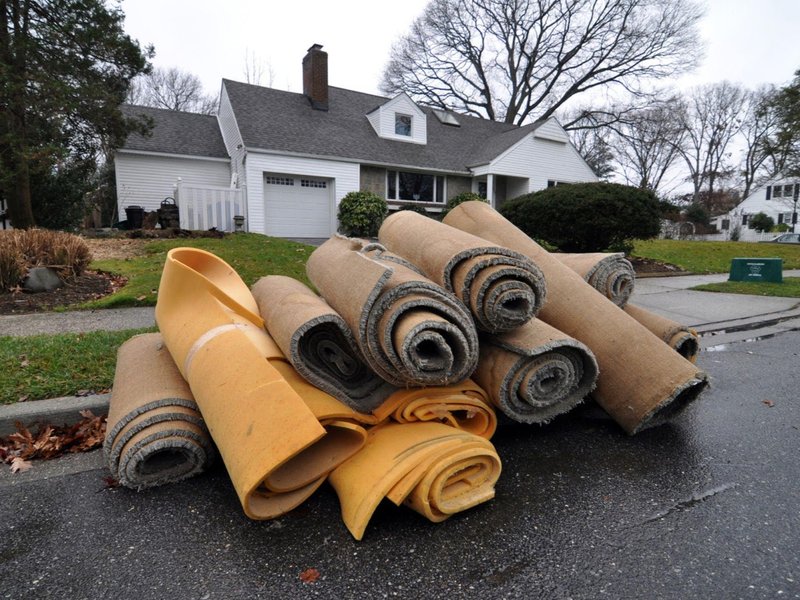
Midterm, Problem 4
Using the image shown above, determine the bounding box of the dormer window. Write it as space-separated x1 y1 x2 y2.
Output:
395 114 412 136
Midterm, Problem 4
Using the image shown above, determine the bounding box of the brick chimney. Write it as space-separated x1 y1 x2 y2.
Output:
303 44 328 111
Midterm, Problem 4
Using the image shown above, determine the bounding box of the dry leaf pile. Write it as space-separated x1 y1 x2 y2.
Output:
0 410 106 473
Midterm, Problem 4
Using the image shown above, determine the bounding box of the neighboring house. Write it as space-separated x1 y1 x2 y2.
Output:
711 177 800 241
115 44 597 237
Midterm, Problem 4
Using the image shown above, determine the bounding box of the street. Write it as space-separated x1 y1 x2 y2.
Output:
1 331 799 599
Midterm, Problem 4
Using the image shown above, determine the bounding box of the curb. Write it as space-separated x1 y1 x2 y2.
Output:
0 393 110 437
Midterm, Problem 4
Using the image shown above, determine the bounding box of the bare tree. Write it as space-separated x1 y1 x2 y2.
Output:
243 48 275 86
610 96 686 194
738 86 781 199
127 67 218 114
381 0 704 125
677 82 747 204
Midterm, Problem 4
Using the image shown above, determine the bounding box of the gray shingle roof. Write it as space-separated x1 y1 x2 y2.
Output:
120 105 228 159
222 80 541 174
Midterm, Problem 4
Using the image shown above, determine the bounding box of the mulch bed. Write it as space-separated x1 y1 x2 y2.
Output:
0 270 124 315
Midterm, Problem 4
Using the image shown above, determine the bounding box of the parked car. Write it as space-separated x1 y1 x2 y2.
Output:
760 233 800 244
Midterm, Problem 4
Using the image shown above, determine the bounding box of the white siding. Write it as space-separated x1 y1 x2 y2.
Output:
244 153 359 235
718 178 799 241
115 152 231 216
532 119 569 143
370 94 427 144
218 84 246 184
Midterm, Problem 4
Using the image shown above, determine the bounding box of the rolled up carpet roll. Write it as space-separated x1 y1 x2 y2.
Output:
252 275 397 412
623 303 700 363
444 202 708 435
378 211 546 333
554 252 635 307
156 247 361 519
328 422 502 540
306 236 479 388
104 332 215 489
475 320 599 424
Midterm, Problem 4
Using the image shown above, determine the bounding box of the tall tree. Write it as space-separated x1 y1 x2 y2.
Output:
738 86 781 198
127 66 218 114
766 69 800 178
677 82 747 205
381 0 704 125
611 96 686 194
0 0 150 228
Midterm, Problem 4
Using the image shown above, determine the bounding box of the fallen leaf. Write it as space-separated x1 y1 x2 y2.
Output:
75 390 91 397
101 475 119 489
10 456 32 473
17 394 30 402
19 355 29 368
135 295 146 301
299 568 320 583
762 400 775 407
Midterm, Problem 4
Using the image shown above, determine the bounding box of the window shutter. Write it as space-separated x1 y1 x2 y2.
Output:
766 186 771 200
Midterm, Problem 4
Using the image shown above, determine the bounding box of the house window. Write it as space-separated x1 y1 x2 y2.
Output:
386 170 444 203
721 219 730 230
547 180 570 187
742 214 749 226
477 181 487 198
266 176 294 186
395 114 412 136
784 184 794 197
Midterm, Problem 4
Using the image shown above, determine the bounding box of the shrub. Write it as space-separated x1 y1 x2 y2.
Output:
749 212 774 233
0 229 91 290
337 191 388 237
395 203 431 217
500 182 661 253
443 191 487 216
772 223 791 233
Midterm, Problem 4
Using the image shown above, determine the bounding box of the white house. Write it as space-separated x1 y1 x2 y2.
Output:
115 44 597 237
711 177 799 241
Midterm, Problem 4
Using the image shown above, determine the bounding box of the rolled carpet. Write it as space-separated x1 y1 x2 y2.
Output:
252 275 397 412
475 320 599 424
104 332 215 489
623 303 700 363
328 422 502 540
306 236 479 388
444 202 708 435
157 247 361 519
554 252 635 307
378 211 546 333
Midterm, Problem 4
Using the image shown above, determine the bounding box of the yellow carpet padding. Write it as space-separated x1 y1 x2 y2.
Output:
623 303 700 363
104 332 215 489
554 252 635 307
306 236 479 387
156 247 363 519
475 320 599 424
328 422 502 540
379 211 546 332
443 202 708 434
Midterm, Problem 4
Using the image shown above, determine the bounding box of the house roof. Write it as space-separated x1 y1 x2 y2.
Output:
221 79 542 174
119 105 228 159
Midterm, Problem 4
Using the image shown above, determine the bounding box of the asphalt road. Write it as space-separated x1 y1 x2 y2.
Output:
1 332 799 600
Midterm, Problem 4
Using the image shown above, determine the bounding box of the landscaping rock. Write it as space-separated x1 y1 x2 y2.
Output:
23 267 64 293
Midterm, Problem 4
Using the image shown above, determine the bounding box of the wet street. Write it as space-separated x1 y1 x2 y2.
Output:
1 332 799 599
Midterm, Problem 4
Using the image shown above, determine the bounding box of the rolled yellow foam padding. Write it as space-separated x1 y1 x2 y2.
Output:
306 236 479 387
443 202 708 435
476 320 599 424
252 275 397 412
328 422 502 540
623 303 700 363
157 247 346 519
372 380 497 439
378 211 546 333
104 332 215 489
554 252 635 307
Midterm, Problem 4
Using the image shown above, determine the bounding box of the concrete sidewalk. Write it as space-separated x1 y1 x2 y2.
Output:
2 270 800 435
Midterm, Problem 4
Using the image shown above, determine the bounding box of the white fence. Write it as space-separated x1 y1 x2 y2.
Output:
174 180 245 232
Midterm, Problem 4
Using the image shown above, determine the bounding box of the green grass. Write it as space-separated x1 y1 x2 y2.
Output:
0 328 155 405
84 233 315 309
632 239 800 274
691 277 800 298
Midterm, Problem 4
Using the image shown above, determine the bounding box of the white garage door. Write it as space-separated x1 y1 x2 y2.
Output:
264 174 332 237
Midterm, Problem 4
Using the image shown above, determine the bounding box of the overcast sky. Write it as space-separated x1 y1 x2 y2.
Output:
120 0 800 101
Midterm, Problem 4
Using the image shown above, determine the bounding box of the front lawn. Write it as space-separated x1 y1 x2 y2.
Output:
691 277 800 298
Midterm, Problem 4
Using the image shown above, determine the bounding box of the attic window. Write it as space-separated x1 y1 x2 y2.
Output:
395 114 412 136
432 109 460 127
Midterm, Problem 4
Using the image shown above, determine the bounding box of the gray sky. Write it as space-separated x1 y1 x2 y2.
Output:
120 0 800 100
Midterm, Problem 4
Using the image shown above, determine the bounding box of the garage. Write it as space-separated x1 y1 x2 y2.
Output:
263 173 333 237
